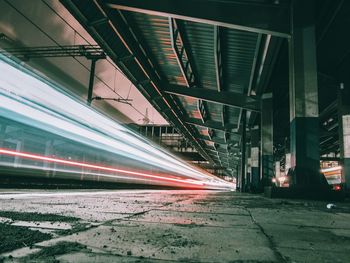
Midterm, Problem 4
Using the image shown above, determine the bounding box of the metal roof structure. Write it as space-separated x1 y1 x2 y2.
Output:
60 0 288 175
58 0 350 180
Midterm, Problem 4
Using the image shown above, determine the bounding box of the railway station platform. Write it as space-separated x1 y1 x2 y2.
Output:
0 190 349 262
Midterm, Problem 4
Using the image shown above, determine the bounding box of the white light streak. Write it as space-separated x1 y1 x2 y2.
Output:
0 54 233 190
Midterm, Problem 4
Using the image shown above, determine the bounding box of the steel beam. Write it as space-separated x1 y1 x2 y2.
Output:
208 128 216 141
1 44 106 106
185 117 238 133
164 85 261 112
175 152 206 162
196 164 226 169
199 136 240 146
214 26 223 92
222 106 228 142
214 25 228 145
236 33 262 130
169 18 194 87
0 45 106 60
169 18 210 125
60 0 213 163
206 126 221 166
222 162 239 169
105 0 290 37
169 16 212 163
222 160 240 167
198 100 209 123
205 147 231 156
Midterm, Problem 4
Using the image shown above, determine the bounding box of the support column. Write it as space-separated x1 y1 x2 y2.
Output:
240 110 247 192
235 164 240 191
246 143 251 190
288 0 322 187
250 128 260 192
275 161 281 186
338 83 350 191
261 93 273 187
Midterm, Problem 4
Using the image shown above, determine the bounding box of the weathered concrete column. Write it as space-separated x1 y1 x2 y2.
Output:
338 83 350 191
246 143 251 189
288 0 321 187
235 164 240 191
250 128 260 192
260 93 273 186
240 110 247 192
275 161 280 186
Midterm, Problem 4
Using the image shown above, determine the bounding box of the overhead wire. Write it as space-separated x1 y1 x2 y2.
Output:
41 0 126 77
4 0 150 122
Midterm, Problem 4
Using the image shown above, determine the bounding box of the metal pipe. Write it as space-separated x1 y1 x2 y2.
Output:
240 110 247 192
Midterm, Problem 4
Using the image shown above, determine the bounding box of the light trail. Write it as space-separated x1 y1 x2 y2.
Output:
0 148 205 187
0 54 234 190
0 54 211 181
0 189 213 199
0 162 156 184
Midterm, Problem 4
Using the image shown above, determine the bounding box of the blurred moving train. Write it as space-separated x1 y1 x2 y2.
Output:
0 54 234 190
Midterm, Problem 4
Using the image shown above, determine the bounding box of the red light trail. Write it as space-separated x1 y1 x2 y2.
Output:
0 148 205 187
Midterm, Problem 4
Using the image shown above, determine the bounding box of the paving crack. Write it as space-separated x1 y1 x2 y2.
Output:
245 208 288 263
153 208 250 216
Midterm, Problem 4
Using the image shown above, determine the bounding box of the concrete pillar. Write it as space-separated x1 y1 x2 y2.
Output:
275 161 281 178
240 110 247 192
250 128 260 192
235 164 240 191
338 83 350 191
261 93 273 187
275 161 281 186
285 153 291 172
288 0 322 187
246 144 251 189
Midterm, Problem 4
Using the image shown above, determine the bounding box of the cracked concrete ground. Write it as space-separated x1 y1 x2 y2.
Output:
0 189 349 262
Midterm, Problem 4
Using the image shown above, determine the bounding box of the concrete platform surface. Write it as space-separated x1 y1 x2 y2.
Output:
0 189 349 262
